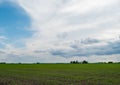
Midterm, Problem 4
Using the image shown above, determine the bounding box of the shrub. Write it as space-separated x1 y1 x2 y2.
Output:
70 60 79 64
108 61 113 64
0 62 6 64
82 60 88 64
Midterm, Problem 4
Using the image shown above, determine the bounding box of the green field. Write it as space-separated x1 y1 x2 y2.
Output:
0 64 120 85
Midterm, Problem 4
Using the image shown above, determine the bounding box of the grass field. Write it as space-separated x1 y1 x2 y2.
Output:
0 64 120 85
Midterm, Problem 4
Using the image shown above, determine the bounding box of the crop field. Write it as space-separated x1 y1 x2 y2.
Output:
0 64 120 85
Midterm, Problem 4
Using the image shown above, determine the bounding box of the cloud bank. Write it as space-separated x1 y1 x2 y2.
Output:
0 0 120 63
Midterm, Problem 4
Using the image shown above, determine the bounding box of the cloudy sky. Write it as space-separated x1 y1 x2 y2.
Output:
0 0 120 63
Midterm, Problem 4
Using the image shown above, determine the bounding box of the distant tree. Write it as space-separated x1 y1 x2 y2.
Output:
0 62 6 64
18 62 21 64
82 60 88 64
75 60 79 64
97 62 106 64
36 62 40 64
73 61 76 64
70 61 73 63
70 60 79 64
108 61 113 64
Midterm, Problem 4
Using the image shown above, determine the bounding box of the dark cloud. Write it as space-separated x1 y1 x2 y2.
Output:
51 50 66 56
57 32 68 39
34 50 46 53
81 38 100 44
50 39 120 57
0 50 5 54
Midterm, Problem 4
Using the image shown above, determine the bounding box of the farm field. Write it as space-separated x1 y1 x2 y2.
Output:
0 64 120 85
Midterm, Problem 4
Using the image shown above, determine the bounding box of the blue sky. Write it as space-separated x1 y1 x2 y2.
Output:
0 1 31 42
0 0 120 63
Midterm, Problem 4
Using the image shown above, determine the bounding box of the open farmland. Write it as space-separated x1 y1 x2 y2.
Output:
0 64 120 85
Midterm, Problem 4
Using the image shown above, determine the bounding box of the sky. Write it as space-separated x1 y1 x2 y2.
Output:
0 0 120 63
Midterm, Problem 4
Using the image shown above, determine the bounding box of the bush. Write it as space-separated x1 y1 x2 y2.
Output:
36 62 40 64
0 62 6 64
70 60 79 64
70 60 88 64
108 61 113 64
82 60 88 64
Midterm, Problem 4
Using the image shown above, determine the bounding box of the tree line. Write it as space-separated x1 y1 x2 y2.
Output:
70 60 88 64
70 60 120 64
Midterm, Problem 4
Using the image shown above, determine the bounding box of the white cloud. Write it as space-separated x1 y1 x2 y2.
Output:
60 0 118 14
0 36 7 41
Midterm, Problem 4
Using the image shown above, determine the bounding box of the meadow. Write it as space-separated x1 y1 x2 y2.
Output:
0 63 120 85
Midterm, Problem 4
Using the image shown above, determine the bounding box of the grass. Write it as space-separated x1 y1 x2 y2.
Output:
0 63 120 85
